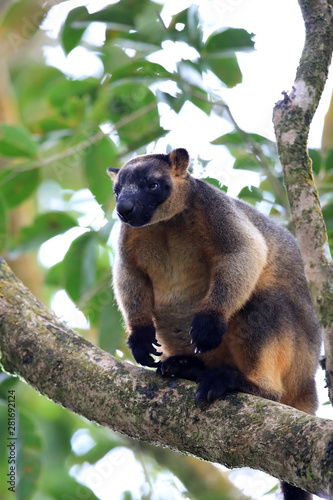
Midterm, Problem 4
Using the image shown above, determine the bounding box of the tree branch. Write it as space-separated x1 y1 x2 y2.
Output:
273 0 333 403
0 258 332 498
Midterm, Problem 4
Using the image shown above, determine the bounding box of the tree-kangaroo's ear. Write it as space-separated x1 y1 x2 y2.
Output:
169 148 190 176
107 167 120 182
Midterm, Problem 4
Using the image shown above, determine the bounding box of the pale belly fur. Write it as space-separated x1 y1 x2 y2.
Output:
147 242 210 358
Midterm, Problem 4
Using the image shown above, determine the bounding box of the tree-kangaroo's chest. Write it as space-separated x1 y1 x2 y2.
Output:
134 223 210 312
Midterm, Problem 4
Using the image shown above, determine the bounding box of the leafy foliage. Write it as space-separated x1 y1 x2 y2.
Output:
0 0 259 353
0 124 38 158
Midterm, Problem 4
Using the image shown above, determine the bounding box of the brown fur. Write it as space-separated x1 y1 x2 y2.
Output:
108 149 321 416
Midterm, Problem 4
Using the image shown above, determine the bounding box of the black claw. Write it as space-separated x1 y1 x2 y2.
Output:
189 311 227 353
128 324 163 367
207 389 214 403
156 363 163 376
158 355 206 382
195 390 207 407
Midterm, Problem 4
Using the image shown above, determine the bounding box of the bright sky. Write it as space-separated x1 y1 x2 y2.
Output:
39 2 333 499
42 0 333 193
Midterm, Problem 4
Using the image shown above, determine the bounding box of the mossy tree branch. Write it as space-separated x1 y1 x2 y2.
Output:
0 258 333 497
273 0 333 403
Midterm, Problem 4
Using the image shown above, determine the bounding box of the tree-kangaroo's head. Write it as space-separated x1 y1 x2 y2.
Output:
107 148 190 227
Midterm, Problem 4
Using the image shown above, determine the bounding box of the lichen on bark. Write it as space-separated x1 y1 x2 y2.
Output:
273 0 333 403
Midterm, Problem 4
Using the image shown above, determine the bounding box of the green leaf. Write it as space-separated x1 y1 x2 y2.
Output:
201 28 255 88
175 61 212 114
202 177 220 189
64 96 86 122
157 91 185 113
30 115 71 134
188 85 212 115
168 5 203 50
17 411 42 500
11 64 64 130
15 212 78 253
264 484 279 495
205 55 242 88
100 45 132 75
46 78 99 108
0 373 18 398
61 6 89 54
259 176 284 202
93 83 164 148
45 261 65 288
85 137 118 206
202 177 228 192
97 219 115 244
177 59 204 88
211 131 273 147
0 194 8 252
0 124 38 158
238 185 263 204
72 429 123 464
0 169 40 209
233 155 261 172
328 233 333 256
48 475 100 500
309 148 322 174
98 297 124 353
205 28 255 55
83 282 124 353
133 1 165 46
12 64 62 105
89 0 150 26
0 0 46 41
65 0 157 52
325 148 333 171
212 131 244 146
111 60 173 84
322 202 333 230
63 232 99 302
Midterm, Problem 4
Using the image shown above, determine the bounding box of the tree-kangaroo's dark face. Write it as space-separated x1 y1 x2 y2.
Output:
111 157 173 227
107 149 190 227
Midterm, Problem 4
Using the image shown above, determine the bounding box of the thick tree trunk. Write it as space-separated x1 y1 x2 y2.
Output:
0 258 332 498
273 0 333 403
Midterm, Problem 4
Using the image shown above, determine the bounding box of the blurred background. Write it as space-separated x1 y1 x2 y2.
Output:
0 0 332 499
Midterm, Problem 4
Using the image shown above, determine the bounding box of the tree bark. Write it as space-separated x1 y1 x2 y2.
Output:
0 258 332 498
273 0 333 403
